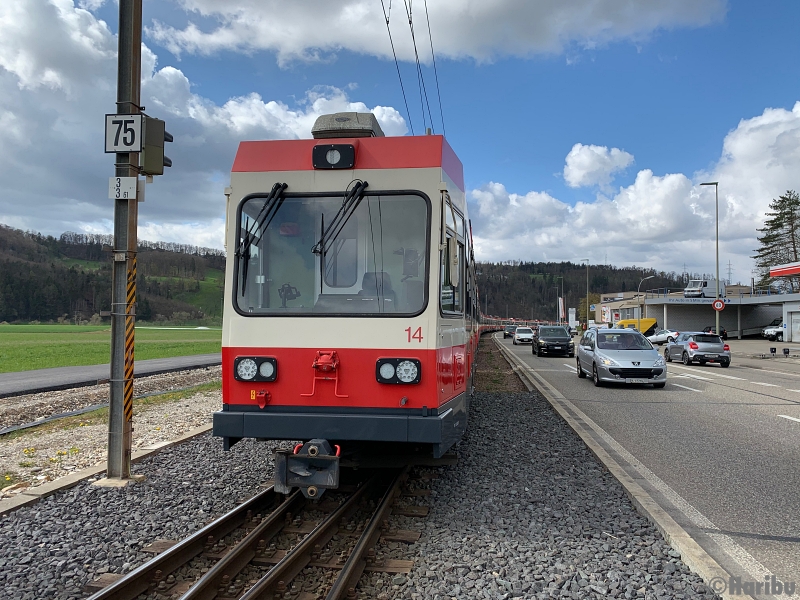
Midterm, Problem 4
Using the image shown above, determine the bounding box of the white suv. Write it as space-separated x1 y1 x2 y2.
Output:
761 319 783 342
513 327 534 345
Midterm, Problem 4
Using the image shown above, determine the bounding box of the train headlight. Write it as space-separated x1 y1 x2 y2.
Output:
259 359 276 380
312 144 355 169
376 358 421 384
379 363 396 380
234 357 278 382
396 361 418 383
236 358 257 381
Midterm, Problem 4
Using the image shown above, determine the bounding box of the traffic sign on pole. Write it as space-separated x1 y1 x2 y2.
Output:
105 114 143 153
108 176 137 199
712 299 725 311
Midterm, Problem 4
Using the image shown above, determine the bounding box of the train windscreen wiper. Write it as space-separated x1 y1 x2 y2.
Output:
311 180 369 256
236 182 288 295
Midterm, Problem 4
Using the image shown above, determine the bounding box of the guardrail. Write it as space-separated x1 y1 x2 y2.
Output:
644 286 789 300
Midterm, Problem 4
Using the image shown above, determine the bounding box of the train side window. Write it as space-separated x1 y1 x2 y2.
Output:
440 234 464 314
445 204 464 238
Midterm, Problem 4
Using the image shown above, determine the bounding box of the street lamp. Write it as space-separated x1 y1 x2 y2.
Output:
637 275 655 332
551 275 563 324
552 286 559 324
580 258 589 328
700 181 720 337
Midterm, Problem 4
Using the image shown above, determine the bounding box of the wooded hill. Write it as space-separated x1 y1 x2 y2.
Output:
1 223 691 324
0 225 225 323
475 261 688 321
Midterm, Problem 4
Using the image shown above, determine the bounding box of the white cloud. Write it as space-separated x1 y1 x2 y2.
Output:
563 143 634 188
148 0 725 64
471 101 800 278
0 0 405 249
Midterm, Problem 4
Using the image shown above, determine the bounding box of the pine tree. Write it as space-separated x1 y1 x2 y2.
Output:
753 190 800 292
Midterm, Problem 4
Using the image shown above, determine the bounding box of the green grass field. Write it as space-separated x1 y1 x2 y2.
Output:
59 258 104 271
0 325 221 373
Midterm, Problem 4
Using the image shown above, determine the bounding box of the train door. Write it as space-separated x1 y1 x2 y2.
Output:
438 191 467 403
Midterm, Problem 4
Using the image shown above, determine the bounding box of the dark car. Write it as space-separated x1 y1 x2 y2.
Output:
702 325 728 340
533 325 574 357
503 325 517 338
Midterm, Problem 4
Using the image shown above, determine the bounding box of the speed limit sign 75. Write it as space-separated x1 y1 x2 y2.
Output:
105 114 142 153
712 299 725 311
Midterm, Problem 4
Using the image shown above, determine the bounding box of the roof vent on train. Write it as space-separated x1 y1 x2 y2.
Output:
311 112 385 139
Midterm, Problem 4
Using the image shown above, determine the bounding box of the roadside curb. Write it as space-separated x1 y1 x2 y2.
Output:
493 336 736 600
0 423 212 517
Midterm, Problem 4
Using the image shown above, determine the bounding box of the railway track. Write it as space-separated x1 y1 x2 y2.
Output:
0 385 211 436
84 464 439 600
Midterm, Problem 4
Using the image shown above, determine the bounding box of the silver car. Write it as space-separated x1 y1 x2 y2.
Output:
664 332 731 367
577 329 666 388
513 326 534 345
647 328 680 345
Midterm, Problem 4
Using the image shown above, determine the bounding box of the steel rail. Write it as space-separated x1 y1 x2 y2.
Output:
239 473 384 600
180 490 304 600
85 485 281 600
326 466 409 599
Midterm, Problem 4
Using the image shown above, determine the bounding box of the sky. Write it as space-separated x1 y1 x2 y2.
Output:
1 1 800 283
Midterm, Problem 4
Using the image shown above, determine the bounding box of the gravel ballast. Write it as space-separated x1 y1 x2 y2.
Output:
0 383 719 599
0 435 289 600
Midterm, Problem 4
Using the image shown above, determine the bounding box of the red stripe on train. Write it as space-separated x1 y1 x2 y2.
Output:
231 136 464 191
222 345 468 409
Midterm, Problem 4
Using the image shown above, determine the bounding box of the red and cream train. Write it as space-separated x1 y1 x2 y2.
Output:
213 112 493 496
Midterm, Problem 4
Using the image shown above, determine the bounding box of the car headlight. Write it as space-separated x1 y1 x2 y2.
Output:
236 358 257 380
653 355 665 367
376 358 421 384
600 357 619 367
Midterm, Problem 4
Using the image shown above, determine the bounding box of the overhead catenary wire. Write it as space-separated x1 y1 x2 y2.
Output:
423 0 445 137
403 0 435 133
380 0 414 135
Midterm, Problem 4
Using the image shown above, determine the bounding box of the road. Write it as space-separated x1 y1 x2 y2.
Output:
0 353 221 398
499 334 800 597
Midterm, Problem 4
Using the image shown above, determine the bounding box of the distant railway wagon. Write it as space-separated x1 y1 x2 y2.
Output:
213 112 483 497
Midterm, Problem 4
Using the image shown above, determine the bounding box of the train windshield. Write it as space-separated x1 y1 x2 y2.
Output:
235 191 430 316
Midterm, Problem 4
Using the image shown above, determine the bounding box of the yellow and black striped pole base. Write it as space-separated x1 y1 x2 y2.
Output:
123 255 136 422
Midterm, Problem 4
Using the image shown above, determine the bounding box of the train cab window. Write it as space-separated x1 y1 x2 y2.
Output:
235 191 430 316
323 218 358 287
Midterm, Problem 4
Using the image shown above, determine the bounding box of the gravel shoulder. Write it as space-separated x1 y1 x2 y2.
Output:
0 366 222 430
386 390 720 600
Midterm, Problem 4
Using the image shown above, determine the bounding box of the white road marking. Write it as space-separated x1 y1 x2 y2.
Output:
673 373 714 381
672 383 702 392
750 382 779 387
563 363 577 372
700 372 744 380
746 367 800 378
779 415 800 423
786 389 800 393
668 364 745 380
